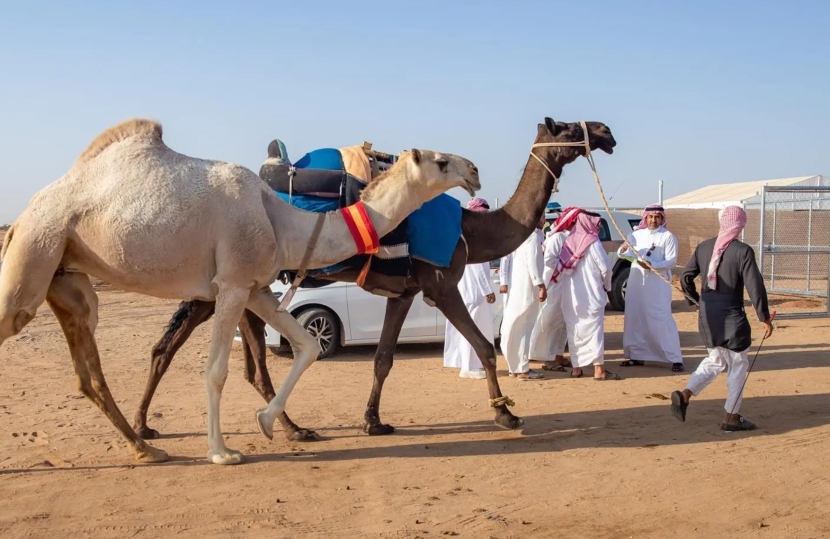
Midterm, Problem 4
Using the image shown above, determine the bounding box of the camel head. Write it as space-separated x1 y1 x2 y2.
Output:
535 117 617 164
396 149 481 197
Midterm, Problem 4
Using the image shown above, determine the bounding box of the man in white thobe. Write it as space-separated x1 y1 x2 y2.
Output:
529 207 582 371
499 214 547 380
617 204 685 372
552 210 621 381
443 197 496 379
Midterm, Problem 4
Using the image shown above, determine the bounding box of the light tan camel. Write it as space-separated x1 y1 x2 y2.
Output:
0 118 480 465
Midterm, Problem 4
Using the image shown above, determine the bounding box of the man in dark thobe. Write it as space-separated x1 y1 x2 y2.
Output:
671 205 773 431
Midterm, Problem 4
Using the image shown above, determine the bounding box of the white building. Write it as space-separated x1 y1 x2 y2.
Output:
664 175 829 210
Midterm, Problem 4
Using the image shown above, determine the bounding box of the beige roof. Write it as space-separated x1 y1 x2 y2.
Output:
664 176 818 209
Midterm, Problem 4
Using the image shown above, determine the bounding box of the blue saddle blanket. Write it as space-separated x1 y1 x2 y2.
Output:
405 194 462 267
293 148 344 171
275 192 339 213
278 192 461 268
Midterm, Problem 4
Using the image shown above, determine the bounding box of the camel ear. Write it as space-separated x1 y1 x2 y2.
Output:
544 117 566 136
410 148 421 164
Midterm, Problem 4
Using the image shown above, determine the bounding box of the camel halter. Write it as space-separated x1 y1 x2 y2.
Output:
530 121 698 306
277 213 326 311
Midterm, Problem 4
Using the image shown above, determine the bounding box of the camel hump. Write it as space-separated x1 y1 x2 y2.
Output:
76 118 164 164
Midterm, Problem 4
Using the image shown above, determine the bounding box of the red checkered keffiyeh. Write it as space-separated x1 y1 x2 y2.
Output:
707 205 747 290
635 204 667 230
550 211 601 284
466 197 490 213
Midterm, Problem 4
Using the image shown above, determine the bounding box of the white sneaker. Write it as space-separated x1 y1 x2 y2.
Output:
459 370 470 378
460 369 486 379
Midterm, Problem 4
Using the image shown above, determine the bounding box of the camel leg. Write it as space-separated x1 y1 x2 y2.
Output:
46 271 168 463
245 288 321 440
363 296 414 435
204 283 250 465
429 285 524 430
239 309 275 400
134 300 216 439
238 309 319 442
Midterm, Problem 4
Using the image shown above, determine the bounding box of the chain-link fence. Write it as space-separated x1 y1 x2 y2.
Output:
743 186 830 319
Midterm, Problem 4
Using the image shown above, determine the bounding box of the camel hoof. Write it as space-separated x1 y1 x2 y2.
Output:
135 445 169 463
363 423 396 436
495 414 525 430
207 448 245 465
256 409 274 440
135 426 160 440
286 428 320 442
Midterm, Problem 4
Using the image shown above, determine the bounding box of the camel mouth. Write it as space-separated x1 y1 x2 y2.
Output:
463 179 480 196
599 138 617 155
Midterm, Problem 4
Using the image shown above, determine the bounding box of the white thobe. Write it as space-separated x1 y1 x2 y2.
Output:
529 230 568 360
498 252 513 304
499 230 544 374
686 347 749 413
499 253 513 287
619 227 683 364
443 262 495 372
561 241 612 368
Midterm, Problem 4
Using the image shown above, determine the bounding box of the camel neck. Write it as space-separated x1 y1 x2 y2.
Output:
461 148 563 264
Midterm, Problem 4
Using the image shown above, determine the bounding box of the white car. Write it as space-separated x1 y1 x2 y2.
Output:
246 265 506 359
245 208 642 359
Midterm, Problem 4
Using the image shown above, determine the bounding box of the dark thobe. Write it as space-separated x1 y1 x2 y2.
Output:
681 238 770 352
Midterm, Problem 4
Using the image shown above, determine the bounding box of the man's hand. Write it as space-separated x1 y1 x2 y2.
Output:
538 285 547 302
485 293 496 304
762 319 774 339
499 285 509 294
637 259 652 271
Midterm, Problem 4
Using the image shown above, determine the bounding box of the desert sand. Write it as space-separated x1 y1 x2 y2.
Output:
1 284 828 539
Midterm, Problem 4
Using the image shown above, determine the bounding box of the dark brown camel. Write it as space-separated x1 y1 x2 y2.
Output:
132 118 617 441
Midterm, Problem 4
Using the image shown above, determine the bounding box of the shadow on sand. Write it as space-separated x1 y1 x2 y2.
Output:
4 392 828 473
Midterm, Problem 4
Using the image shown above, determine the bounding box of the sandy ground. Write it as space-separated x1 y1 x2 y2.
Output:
1 285 829 539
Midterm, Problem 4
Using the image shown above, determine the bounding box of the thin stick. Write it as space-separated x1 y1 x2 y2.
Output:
727 311 776 417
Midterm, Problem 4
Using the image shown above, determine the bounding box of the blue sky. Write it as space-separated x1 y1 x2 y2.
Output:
1 0 828 223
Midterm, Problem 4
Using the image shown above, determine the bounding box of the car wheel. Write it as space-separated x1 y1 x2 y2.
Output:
609 266 629 311
296 308 340 359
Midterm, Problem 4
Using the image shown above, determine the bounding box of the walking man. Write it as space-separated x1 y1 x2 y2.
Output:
672 205 773 431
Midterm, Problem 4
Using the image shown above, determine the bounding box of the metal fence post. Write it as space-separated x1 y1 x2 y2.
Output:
758 186 766 276
807 200 813 292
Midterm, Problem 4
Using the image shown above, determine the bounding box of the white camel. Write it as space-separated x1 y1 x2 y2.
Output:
0 118 480 465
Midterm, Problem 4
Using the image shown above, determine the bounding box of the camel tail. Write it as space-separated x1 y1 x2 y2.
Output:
0 221 65 344
0 223 15 265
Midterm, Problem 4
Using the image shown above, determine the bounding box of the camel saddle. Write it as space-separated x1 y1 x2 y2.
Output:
259 141 463 296
259 143 411 294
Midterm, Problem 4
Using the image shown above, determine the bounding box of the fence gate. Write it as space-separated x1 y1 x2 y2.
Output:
743 185 830 320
